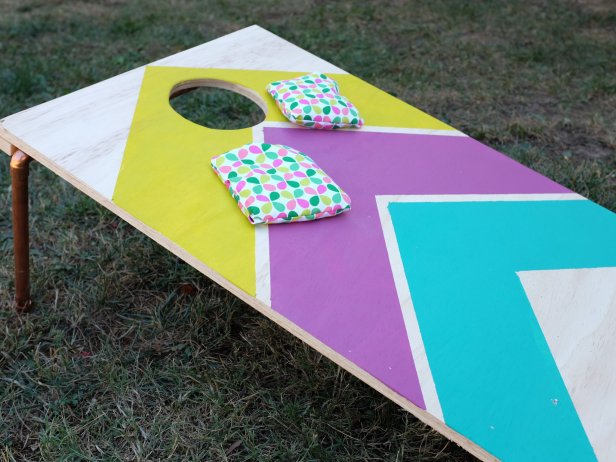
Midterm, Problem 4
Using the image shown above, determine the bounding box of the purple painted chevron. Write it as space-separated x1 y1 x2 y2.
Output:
264 127 569 407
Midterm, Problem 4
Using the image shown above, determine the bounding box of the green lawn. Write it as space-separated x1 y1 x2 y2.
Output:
1 1 614 460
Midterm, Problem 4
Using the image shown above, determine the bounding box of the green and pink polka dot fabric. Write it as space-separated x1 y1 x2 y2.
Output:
211 143 351 224
266 73 363 130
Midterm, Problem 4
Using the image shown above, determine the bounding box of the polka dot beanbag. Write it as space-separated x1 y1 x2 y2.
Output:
266 73 364 130
211 143 352 224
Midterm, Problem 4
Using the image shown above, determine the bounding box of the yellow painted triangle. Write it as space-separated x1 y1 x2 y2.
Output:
112 66 451 296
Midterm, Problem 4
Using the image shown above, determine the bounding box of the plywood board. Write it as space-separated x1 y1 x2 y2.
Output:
2 25 615 462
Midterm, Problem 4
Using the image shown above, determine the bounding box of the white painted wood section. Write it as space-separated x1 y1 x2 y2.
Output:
0 25 345 199
153 25 345 73
1 67 145 198
519 267 616 462
359 125 466 136
375 193 585 203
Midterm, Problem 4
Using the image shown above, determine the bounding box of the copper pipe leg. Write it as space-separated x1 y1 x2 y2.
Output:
10 151 32 311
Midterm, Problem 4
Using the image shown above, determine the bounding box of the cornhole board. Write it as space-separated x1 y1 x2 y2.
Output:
1 25 615 462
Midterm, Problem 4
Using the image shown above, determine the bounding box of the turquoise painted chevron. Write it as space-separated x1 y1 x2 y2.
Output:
388 198 616 461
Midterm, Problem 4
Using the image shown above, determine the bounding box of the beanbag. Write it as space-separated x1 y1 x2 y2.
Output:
211 143 352 224
266 72 363 129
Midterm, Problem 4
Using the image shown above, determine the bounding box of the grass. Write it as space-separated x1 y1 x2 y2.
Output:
170 87 265 130
0 0 615 460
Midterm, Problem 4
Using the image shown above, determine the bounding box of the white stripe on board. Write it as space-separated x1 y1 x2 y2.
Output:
376 195 444 421
378 193 584 204
358 125 466 137
254 225 271 305
252 124 271 305
258 121 465 137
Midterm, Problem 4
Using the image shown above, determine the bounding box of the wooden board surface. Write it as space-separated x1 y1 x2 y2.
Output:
2 25 615 462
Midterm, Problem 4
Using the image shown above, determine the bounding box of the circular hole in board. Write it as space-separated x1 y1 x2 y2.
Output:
169 79 267 130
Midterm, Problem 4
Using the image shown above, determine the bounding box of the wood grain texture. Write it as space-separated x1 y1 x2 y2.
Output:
0 135 13 155
520 267 616 462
